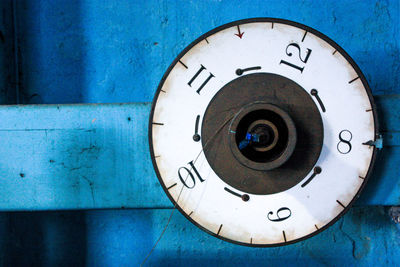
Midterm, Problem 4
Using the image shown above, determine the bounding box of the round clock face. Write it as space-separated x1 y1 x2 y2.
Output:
149 18 377 246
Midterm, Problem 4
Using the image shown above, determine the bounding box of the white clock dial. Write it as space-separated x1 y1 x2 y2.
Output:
149 18 378 246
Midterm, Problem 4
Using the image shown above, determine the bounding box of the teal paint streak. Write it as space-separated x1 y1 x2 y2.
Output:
0 96 398 210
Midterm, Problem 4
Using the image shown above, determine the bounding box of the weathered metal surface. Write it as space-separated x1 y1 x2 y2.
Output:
0 207 398 266
0 95 397 211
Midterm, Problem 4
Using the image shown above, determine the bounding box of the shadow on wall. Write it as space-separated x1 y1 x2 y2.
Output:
0 207 399 266
0 0 17 104
0 212 87 266
0 210 156 266
0 1 88 266
17 0 86 104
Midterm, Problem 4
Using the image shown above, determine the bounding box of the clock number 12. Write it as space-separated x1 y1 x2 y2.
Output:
178 161 205 189
280 43 312 73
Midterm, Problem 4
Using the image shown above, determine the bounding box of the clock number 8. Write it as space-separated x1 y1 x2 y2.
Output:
178 161 205 189
267 207 292 222
337 130 352 154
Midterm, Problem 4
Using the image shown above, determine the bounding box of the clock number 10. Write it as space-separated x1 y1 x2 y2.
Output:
178 161 205 189
280 43 312 73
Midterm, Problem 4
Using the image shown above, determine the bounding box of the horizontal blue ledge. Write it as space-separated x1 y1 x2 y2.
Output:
0 95 398 211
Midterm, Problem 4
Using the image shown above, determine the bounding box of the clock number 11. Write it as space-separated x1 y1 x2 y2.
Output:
280 43 312 73
188 64 215 94
178 161 204 189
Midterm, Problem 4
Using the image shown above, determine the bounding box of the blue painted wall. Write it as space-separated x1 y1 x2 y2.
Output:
0 0 399 266
16 0 400 104
1 207 399 266
0 0 17 104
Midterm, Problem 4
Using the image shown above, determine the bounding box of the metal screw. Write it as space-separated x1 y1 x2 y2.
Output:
389 206 400 224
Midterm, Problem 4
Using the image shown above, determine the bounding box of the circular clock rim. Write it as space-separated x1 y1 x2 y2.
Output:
148 17 379 247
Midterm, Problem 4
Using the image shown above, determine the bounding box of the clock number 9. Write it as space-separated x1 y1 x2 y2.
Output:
337 130 352 154
267 207 292 222
178 161 205 189
280 43 312 73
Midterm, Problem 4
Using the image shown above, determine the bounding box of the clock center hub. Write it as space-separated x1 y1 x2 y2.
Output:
231 102 297 170
248 119 278 151
201 72 323 195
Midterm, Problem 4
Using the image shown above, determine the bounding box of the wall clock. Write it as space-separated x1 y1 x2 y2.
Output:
149 18 378 246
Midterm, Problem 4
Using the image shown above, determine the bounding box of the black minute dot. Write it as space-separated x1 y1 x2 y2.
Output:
193 134 201 142
236 69 243 76
242 194 250 202
314 166 322 174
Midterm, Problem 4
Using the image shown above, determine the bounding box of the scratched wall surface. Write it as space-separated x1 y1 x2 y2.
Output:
0 0 399 266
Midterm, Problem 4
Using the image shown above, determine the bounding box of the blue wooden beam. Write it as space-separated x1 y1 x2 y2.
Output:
0 95 398 211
